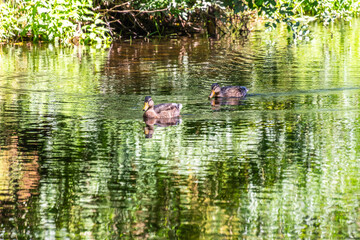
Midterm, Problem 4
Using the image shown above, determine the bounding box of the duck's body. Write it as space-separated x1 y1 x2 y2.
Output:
143 96 182 118
209 83 248 98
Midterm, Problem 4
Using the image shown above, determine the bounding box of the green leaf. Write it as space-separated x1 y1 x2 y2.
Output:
94 19 104 25
38 7 50 14
90 32 96 39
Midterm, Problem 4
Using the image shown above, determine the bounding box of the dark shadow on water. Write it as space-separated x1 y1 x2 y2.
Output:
143 117 182 138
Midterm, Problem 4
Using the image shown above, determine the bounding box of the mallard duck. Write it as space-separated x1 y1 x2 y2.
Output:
142 96 182 118
208 83 248 98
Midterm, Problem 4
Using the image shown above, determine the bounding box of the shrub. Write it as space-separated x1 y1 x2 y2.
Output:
0 0 111 45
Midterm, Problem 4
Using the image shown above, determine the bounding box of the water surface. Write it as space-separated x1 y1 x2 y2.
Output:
1 20 360 239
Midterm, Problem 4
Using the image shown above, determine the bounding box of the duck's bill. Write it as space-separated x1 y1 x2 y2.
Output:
143 102 149 111
208 90 215 99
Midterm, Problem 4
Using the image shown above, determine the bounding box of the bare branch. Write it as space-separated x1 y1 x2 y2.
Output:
108 1 133 11
105 7 169 14
129 12 149 35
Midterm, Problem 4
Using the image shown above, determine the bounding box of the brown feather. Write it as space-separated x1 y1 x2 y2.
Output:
210 84 248 98
143 97 182 118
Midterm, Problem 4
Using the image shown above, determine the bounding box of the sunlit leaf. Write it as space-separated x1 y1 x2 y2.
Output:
38 7 50 14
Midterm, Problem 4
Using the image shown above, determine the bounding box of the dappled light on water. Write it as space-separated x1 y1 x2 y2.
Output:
1 19 360 239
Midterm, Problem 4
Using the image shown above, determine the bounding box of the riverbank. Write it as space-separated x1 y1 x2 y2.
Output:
0 0 358 45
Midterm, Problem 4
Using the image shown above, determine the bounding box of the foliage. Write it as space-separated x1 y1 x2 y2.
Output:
293 0 359 24
0 0 111 45
0 0 360 44
223 0 360 40
254 0 310 41
101 0 359 42
101 0 254 39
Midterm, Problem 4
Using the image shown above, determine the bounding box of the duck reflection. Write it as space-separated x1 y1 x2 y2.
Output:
210 97 246 111
143 117 182 138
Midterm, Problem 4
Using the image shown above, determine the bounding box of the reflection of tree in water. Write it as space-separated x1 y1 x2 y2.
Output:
102 40 209 95
0 134 40 200
1 91 358 239
101 39 256 96
0 130 41 237
2 33 360 238
108 158 204 239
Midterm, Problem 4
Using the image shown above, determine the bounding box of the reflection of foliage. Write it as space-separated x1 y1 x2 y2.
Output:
2 24 360 238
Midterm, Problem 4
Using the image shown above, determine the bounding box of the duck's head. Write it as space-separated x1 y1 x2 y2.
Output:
209 83 221 98
143 96 154 111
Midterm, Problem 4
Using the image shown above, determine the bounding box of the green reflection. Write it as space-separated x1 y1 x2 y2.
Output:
1 20 360 239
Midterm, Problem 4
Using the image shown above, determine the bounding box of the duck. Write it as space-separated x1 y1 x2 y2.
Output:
142 96 182 118
208 83 248 98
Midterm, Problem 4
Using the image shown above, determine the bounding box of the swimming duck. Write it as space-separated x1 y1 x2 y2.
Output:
208 83 248 98
143 96 182 118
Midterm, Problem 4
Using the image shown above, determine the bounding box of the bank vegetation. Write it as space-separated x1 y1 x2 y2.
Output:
0 0 359 45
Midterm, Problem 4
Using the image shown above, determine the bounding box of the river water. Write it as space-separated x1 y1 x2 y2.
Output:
1 19 360 239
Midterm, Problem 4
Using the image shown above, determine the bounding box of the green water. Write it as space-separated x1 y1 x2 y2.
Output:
1 20 360 239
